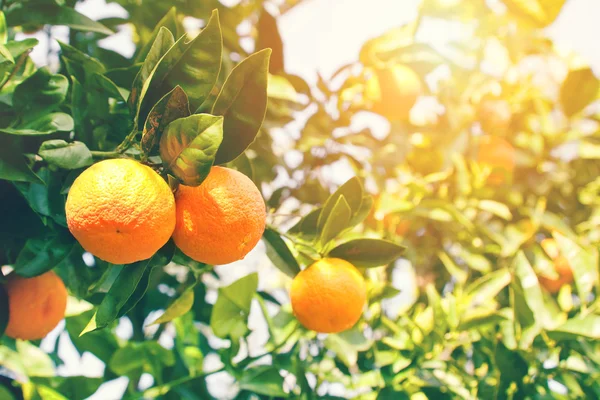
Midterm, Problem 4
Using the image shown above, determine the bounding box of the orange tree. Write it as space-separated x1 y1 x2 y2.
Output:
1 0 600 399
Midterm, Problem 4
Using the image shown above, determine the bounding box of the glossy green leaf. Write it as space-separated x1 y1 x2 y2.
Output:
213 49 271 164
317 177 364 231
39 140 93 170
13 232 75 278
159 114 223 186
81 242 175 335
6 38 38 58
135 7 179 63
6 3 113 35
129 27 175 123
0 11 7 45
548 314 600 340
239 365 287 397
288 208 321 241
152 10 222 112
327 238 405 268
150 285 196 325
13 67 69 120
0 135 42 183
210 272 258 339
263 227 301 279
0 113 74 135
142 85 190 155
320 195 352 246
109 341 175 377
512 251 555 329
553 231 597 304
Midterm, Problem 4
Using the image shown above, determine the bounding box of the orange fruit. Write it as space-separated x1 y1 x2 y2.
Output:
476 135 515 185
539 238 574 294
4 271 67 340
65 159 176 265
365 64 422 120
172 166 266 265
290 258 366 333
478 99 512 136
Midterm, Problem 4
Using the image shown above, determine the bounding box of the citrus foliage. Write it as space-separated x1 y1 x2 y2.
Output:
0 0 599 399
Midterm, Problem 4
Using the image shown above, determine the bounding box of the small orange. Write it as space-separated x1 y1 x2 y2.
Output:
476 135 515 185
4 271 67 340
365 64 422 120
172 166 266 265
539 238 574 294
65 159 176 265
478 99 512 136
290 258 366 333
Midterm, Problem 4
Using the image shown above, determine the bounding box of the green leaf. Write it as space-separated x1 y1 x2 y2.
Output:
6 38 39 59
560 68 600 117
150 284 196 325
210 272 258 339
58 41 105 83
213 49 271 164
263 227 301 279
135 7 179 63
13 67 69 120
512 251 555 329
82 242 175 335
464 268 512 305
317 177 364 231
153 10 222 112
109 341 175 377
477 199 512 220
31 376 103 400
0 113 74 135
13 232 74 277
288 208 321 241
16 340 55 377
39 140 93 170
129 27 175 123
159 114 223 186
327 238 405 268
239 365 287 397
548 314 600 340
6 3 113 35
0 11 7 44
66 310 119 364
350 195 374 227
142 85 190 155
552 231 597 305
0 135 42 183
320 195 352 246
324 328 371 367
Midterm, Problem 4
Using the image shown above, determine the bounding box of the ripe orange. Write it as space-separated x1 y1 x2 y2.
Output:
478 99 512 136
539 238 574 294
172 166 266 265
476 135 516 185
365 64 422 120
290 258 366 333
4 271 67 340
65 159 176 265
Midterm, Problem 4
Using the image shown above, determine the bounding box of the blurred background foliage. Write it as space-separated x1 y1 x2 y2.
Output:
1 0 600 399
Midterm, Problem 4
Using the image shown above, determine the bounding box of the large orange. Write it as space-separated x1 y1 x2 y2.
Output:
476 135 516 185
365 64 422 120
290 258 366 333
4 271 67 340
65 158 176 265
172 166 266 265
538 238 574 294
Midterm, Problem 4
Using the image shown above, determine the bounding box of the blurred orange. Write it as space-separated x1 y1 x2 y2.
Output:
538 238 574 294
478 99 512 137
476 135 516 185
364 64 422 120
